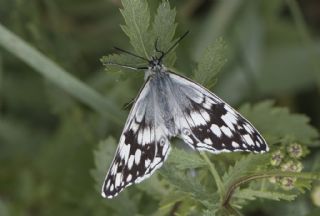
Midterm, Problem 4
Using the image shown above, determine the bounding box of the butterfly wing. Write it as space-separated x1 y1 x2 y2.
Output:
168 72 269 153
101 79 171 198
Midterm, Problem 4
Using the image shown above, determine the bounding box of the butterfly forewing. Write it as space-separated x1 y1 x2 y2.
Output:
168 72 268 153
102 79 172 198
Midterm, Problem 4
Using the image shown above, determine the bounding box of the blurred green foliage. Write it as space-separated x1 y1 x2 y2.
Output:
1 0 320 215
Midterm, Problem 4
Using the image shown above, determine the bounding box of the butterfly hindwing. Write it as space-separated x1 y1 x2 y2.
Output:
168 72 268 154
101 80 171 198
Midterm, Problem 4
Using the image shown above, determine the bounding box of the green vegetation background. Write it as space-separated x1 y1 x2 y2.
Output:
1 0 320 215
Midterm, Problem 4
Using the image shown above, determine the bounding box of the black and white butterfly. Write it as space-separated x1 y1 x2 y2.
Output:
101 32 269 198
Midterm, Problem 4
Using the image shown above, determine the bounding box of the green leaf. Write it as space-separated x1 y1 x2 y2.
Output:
103 0 179 70
100 53 145 74
166 148 206 170
120 0 151 58
151 0 177 66
234 188 297 201
160 164 216 207
194 37 227 88
158 191 185 210
222 169 320 210
222 154 269 190
135 174 169 199
240 101 319 145
90 137 117 192
202 210 217 216
101 0 178 71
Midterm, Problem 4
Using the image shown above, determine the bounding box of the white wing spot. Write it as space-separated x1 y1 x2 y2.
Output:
243 134 254 146
232 141 240 148
203 101 211 109
150 127 155 143
255 141 261 147
126 174 132 182
128 155 135 170
200 110 210 122
244 123 254 133
115 172 122 187
221 115 235 131
106 180 110 188
257 136 263 144
210 124 222 137
111 163 117 175
204 138 213 144
130 121 139 133
144 127 151 144
224 104 236 115
190 111 206 126
221 126 233 137
222 112 238 131
120 143 130 163
145 159 151 168
110 184 114 192
135 149 141 165
138 131 143 146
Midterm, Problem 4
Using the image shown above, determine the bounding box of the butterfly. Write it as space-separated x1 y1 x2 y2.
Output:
101 32 269 198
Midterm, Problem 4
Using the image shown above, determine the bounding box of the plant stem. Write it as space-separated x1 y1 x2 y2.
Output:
200 152 224 195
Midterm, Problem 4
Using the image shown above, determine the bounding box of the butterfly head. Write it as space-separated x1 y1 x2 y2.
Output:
148 56 164 72
147 31 190 72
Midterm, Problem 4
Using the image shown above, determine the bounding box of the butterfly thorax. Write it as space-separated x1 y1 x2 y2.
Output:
144 57 167 80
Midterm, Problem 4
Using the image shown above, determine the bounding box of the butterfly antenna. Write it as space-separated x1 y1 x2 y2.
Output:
154 38 165 59
160 31 189 61
104 62 148 70
114 47 149 62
